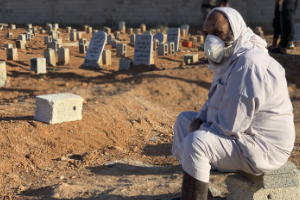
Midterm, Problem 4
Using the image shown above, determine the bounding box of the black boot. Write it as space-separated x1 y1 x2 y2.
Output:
172 171 209 200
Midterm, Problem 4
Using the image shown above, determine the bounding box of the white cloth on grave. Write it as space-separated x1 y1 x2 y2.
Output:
172 7 295 183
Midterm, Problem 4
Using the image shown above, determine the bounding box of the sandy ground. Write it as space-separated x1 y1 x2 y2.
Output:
0 26 299 199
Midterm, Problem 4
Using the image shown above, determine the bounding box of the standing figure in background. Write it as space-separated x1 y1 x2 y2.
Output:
201 0 229 22
269 0 299 54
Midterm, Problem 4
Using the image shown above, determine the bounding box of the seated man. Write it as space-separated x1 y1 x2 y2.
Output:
172 7 295 200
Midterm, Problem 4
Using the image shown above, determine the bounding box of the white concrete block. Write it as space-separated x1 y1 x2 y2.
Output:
34 93 84 124
30 58 46 74
0 62 7 81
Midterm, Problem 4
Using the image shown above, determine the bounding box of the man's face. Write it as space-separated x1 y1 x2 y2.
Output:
203 11 234 43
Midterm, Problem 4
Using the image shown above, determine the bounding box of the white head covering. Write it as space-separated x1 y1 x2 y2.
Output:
206 7 268 74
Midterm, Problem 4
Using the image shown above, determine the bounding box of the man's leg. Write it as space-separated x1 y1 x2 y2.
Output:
271 3 281 49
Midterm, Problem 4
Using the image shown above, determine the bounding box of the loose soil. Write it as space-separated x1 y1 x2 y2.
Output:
0 26 299 199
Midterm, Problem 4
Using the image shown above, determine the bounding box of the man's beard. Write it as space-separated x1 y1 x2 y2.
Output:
208 30 235 68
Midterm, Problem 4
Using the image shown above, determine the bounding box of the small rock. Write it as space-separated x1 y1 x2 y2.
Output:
61 156 68 161
59 176 64 180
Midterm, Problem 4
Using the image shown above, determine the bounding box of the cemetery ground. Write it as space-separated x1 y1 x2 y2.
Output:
0 26 300 200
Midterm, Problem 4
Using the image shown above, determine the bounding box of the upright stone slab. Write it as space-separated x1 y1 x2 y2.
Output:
81 31 107 69
92 30 98 35
87 27 92 34
102 50 111 66
44 48 56 66
135 28 141 35
66 27 71 33
103 27 111 35
181 24 189 35
134 35 153 66
34 93 84 124
107 35 115 45
158 43 168 56
79 38 87 45
130 34 136 44
30 58 46 74
26 24 32 29
181 29 186 37
0 62 7 87
153 32 165 44
119 21 126 32
70 32 77 41
7 48 18 60
58 48 69 65
47 42 62 52
111 40 120 48
79 44 88 54
167 28 180 51
7 32 13 39
140 24 146 32
127 28 133 35
77 32 83 39
153 39 159 51
53 23 59 30
46 24 52 34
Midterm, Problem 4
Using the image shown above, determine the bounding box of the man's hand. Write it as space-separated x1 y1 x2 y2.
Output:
189 118 204 133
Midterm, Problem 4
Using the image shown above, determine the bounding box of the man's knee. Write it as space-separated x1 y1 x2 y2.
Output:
183 131 212 156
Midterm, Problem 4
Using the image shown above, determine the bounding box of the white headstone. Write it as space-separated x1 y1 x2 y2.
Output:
134 35 153 66
294 23 300 42
153 32 165 44
167 28 180 51
81 31 107 69
181 24 189 35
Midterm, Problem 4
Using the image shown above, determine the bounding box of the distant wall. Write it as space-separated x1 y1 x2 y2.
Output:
0 0 299 30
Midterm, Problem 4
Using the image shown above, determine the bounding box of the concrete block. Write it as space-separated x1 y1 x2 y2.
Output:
197 35 204 43
181 24 189 35
83 25 89 32
189 37 197 48
6 48 18 61
0 61 7 81
102 50 111 66
4 44 13 49
40 30 46 34
58 48 69 65
50 31 60 39
92 30 98 35
16 40 25 49
111 40 120 48
24 32 33 41
104 27 111 35
46 24 52 34
66 27 71 33
119 21 126 32
26 24 32 29
79 38 87 45
79 44 88 54
119 59 131 71
53 23 59 30
70 32 77 41
130 34 135 44
116 43 127 57
127 28 133 35
10 24 16 29
71 29 77 33
107 35 115 45
153 39 159 51
135 28 141 35
184 54 198 64
18 34 26 42
226 171 300 200
77 32 83 39
47 42 62 52
87 27 92 34
6 32 13 39
140 24 146 32
181 29 186 37
168 42 175 55
156 29 161 33
44 48 56 66
238 161 299 188
44 36 52 44
34 93 84 124
27 29 33 34
115 31 120 39
30 58 46 74
158 43 168 56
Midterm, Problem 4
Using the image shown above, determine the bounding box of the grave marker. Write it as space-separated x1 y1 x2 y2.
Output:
81 31 107 69
102 50 111 66
30 58 46 74
119 21 126 32
134 35 153 65
153 32 165 44
7 48 18 61
181 24 189 35
167 28 180 51
58 48 69 65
